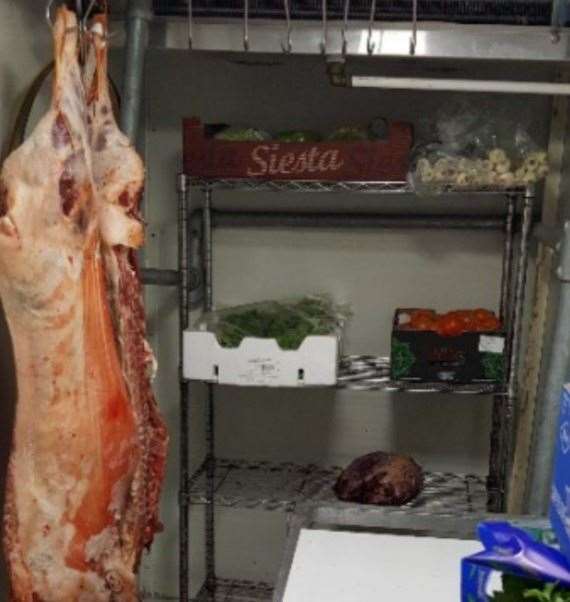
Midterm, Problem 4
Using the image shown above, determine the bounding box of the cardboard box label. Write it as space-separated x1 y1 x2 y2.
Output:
478 335 505 354
550 384 570 560
238 357 282 385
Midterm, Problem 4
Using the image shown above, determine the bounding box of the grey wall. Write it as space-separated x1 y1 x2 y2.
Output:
139 50 551 597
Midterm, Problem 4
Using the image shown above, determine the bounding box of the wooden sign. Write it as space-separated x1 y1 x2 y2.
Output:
183 118 413 182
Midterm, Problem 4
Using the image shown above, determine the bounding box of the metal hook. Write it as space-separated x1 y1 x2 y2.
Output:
188 0 193 49
341 0 350 55
243 0 250 51
46 0 56 29
367 0 376 55
409 0 417 55
319 0 327 54
82 0 97 27
281 0 292 53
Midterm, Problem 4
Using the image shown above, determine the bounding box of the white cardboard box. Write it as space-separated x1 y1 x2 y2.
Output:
282 529 496 602
183 331 339 386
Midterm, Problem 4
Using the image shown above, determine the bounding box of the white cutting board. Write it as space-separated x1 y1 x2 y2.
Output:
282 529 486 602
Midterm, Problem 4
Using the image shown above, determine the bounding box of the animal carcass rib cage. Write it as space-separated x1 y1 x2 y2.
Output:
153 0 553 24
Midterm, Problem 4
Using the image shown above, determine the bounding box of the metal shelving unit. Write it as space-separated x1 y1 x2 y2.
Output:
194 579 274 602
188 458 488 514
177 177 535 601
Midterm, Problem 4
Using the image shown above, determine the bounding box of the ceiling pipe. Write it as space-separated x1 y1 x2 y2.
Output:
120 0 152 143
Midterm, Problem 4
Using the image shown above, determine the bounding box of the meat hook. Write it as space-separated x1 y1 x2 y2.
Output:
366 0 376 55
409 0 418 55
281 0 293 54
187 0 193 49
319 0 328 54
341 0 350 56
243 0 250 51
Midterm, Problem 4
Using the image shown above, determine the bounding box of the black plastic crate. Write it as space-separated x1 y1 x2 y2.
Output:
153 0 553 25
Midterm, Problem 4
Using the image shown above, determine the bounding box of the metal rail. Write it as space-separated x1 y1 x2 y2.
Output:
212 212 505 230
185 177 526 195
116 17 570 62
178 175 191 601
203 187 217 594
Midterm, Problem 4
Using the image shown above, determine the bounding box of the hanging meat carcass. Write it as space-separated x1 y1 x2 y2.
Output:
0 8 168 601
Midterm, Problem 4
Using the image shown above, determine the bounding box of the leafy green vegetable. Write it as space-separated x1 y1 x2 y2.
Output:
275 131 321 143
482 352 505 382
214 127 271 141
490 574 570 602
327 126 370 141
213 296 346 350
391 339 415 379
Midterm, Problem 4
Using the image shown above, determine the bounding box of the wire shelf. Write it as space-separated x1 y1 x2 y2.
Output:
187 178 411 194
185 177 526 196
155 0 553 25
194 579 274 602
338 355 505 394
188 458 487 515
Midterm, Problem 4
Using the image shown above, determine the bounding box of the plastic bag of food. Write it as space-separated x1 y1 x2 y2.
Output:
461 521 570 601
410 102 549 193
196 295 351 350
214 126 271 141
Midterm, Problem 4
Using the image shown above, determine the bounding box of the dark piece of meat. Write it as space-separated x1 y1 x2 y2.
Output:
334 451 424 506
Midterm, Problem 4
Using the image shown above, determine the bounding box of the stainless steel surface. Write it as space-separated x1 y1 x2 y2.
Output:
337 355 503 393
141 267 180 286
120 0 152 143
203 187 216 590
527 219 570 515
188 458 487 515
194 578 274 602
212 212 505 230
186 177 526 195
127 17 570 61
179 175 191 602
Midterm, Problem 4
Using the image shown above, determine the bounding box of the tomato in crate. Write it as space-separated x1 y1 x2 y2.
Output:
391 308 506 384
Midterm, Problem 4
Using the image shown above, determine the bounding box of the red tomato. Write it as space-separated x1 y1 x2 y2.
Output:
408 309 437 331
412 317 438 331
437 314 463 337
473 308 495 322
473 316 501 332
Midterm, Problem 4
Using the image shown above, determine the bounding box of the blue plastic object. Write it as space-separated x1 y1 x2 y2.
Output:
462 522 570 601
